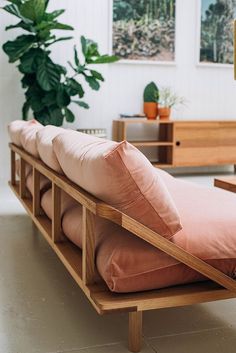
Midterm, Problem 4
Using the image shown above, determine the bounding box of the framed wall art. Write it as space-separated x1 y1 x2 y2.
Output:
110 0 176 64
198 0 236 66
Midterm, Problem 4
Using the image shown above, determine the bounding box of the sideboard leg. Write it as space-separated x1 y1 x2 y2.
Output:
128 311 143 353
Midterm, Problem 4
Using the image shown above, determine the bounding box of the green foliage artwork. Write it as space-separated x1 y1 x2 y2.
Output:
200 0 236 64
112 0 176 61
1 0 119 126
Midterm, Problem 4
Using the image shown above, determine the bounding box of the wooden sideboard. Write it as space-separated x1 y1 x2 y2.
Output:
112 119 236 169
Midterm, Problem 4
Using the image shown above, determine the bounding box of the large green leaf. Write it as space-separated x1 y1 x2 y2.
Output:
45 36 73 47
73 100 89 109
74 45 79 66
48 105 64 126
2 4 23 20
19 48 44 73
80 36 87 57
44 0 49 9
22 100 31 120
21 73 36 88
56 86 71 108
44 9 65 21
51 22 73 30
42 91 57 106
36 58 61 91
34 107 51 125
64 107 75 123
65 78 84 97
2 34 35 62
84 75 100 91
36 21 73 31
29 93 45 112
87 55 119 64
7 0 22 6
5 21 34 32
80 35 119 64
90 70 104 81
55 64 67 75
20 0 45 23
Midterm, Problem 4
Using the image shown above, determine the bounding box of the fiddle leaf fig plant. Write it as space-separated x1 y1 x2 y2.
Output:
1 0 119 126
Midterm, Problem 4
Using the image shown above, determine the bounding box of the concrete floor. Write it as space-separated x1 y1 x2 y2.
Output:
0 173 236 353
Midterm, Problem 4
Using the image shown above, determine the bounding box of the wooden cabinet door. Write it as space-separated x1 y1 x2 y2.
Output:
173 122 219 166
218 122 236 164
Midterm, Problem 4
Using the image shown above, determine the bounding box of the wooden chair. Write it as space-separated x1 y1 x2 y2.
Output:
9 143 236 352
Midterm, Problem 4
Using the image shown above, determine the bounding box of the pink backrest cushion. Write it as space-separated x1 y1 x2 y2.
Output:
53 131 182 238
8 120 37 147
20 120 43 157
36 126 66 173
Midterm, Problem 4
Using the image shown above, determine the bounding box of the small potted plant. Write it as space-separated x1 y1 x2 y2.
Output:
143 82 159 120
159 87 186 120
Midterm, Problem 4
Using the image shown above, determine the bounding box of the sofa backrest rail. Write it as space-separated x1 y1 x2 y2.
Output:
9 143 236 294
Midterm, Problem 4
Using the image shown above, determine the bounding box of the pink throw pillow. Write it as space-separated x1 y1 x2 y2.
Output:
20 120 43 157
52 131 182 238
8 120 37 147
36 125 66 173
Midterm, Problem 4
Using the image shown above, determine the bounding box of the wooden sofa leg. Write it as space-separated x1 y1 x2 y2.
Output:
128 311 143 353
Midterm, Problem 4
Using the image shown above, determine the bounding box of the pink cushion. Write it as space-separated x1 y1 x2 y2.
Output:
62 205 112 249
20 120 43 157
96 169 236 292
36 126 66 173
41 188 77 220
26 173 51 196
52 131 182 238
8 120 37 147
15 159 32 178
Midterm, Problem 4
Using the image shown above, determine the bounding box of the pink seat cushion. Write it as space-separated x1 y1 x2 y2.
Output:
26 173 51 196
8 120 37 147
36 126 66 173
41 188 77 220
96 169 236 292
20 120 43 157
53 131 182 238
62 205 114 249
15 159 32 178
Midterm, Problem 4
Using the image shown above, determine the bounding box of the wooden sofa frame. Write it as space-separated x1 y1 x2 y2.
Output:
9 143 236 352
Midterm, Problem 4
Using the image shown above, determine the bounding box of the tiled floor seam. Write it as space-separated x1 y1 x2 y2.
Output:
143 334 159 353
46 341 125 353
146 325 226 340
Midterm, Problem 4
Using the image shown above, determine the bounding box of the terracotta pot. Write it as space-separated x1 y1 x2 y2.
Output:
143 102 158 120
159 107 171 120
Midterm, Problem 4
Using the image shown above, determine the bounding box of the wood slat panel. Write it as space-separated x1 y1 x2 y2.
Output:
33 168 41 216
82 206 96 285
52 183 64 242
20 157 26 198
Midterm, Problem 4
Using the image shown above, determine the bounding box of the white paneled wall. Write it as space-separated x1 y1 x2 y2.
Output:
1 0 236 181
